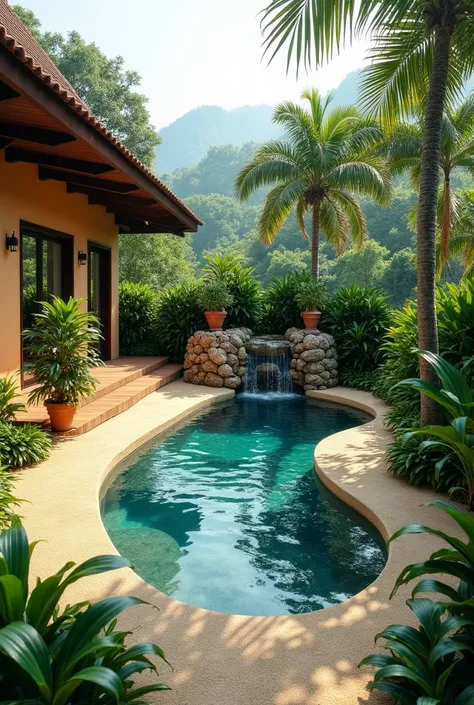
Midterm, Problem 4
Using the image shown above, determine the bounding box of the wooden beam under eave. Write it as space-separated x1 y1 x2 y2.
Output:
0 80 20 101
0 120 75 145
5 146 114 175
115 214 185 235
66 183 157 207
39 166 139 193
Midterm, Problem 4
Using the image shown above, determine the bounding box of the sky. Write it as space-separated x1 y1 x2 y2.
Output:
16 0 370 130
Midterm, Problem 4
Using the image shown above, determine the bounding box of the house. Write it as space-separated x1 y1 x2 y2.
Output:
0 0 201 379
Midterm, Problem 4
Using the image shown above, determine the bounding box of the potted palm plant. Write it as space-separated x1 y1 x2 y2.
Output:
23 297 103 432
198 280 233 331
295 280 328 329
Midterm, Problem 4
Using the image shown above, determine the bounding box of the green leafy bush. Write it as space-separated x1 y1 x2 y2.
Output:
294 279 329 311
0 422 52 468
321 285 391 374
339 369 378 392
0 468 20 530
374 280 474 415
202 254 263 328
23 297 103 406
118 281 159 356
400 352 474 508
156 282 206 362
0 375 26 423
262 272 313 333
197 279 233 311
0 522 170 702
386 433 462 493
360 502 474 704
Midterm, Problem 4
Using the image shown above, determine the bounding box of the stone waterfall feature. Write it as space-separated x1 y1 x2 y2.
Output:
244 335 293 394
285 328 338 391
183 328 252 388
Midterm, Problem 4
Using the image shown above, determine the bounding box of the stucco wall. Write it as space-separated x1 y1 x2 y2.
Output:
0 155 119 376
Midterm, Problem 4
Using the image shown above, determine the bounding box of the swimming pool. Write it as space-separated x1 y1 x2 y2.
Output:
102 394 386 616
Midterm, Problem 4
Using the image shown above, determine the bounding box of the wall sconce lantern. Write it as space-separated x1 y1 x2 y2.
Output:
5 231 18 253
78 251 88 266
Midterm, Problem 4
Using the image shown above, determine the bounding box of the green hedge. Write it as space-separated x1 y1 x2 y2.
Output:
119 282 159 356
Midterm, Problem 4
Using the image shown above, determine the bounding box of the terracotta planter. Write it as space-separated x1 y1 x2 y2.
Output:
45 402 76 432
301 310 321 330
205 310 227 331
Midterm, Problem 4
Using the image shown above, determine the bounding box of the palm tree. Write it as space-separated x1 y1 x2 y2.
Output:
441 189 474 275
234 89 391 278
384 94 474 265
260 0 474 425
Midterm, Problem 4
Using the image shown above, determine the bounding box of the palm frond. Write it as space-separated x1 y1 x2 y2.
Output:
295 196 309 238
330 189 368 249
319 196 350 253
260 0 356 74
234 141 302 201
301 87 332 130
327 156 392 205
258 179 307 245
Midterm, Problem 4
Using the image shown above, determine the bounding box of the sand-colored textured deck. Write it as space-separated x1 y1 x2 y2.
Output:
14 383 467 705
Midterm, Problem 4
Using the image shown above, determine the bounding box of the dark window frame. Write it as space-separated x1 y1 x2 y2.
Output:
88 240 112 361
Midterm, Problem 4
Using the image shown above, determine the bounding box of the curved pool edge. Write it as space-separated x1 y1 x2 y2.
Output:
14 381 468 705
307 388 391 542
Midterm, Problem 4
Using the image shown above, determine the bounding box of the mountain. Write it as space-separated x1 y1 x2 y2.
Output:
156 104 280 173
155 70 362 173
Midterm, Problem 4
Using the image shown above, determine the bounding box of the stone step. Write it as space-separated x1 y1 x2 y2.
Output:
57 364 183 436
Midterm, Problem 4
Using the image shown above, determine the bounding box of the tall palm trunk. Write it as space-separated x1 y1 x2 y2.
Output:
442 175 451 263
311 201 321 278
417 26 451 426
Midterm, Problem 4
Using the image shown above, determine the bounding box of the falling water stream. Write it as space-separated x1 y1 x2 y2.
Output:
244 335 293 394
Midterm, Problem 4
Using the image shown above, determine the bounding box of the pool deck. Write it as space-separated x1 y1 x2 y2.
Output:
14 382 467 705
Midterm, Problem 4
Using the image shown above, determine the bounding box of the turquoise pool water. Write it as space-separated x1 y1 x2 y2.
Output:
102 394 386 616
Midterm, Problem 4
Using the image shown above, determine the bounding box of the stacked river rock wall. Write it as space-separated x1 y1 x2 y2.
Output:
285 327 338 391
183 328 252 389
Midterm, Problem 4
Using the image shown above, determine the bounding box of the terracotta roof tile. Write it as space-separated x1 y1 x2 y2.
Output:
0 0 202 227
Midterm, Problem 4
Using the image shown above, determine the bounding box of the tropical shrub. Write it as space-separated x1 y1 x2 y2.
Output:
0 375 25 422
23 297 103 406
22 283 37 330
156 282 206 362
202 254 263 329
118 281 159 356
386 434 462 493
0 522 170 701
437 280 474 387
197 279 233 312
360 502 474 704
339 369 378 392
399 352 474 509
373 279 474 425
321 286 391 375
0 422 52 469
294 279 329 311
262 271 313 333
0 468 20 530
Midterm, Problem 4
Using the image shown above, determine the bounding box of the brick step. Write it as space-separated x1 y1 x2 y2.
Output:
15 356 169 425
57 364 183 436
77 356 169 407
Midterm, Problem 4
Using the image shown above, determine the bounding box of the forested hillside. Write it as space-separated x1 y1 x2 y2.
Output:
156 71 362 173
164 141 463 305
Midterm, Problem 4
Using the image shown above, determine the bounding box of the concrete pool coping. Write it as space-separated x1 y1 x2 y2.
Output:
15 381 467 705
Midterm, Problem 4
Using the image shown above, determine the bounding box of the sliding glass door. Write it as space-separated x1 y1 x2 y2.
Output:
20 222 73 383
88 242 111 360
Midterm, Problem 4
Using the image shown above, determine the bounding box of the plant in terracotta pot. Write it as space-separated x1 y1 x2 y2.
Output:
295 279 328 329
198 280 233 331
23 296 103 432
